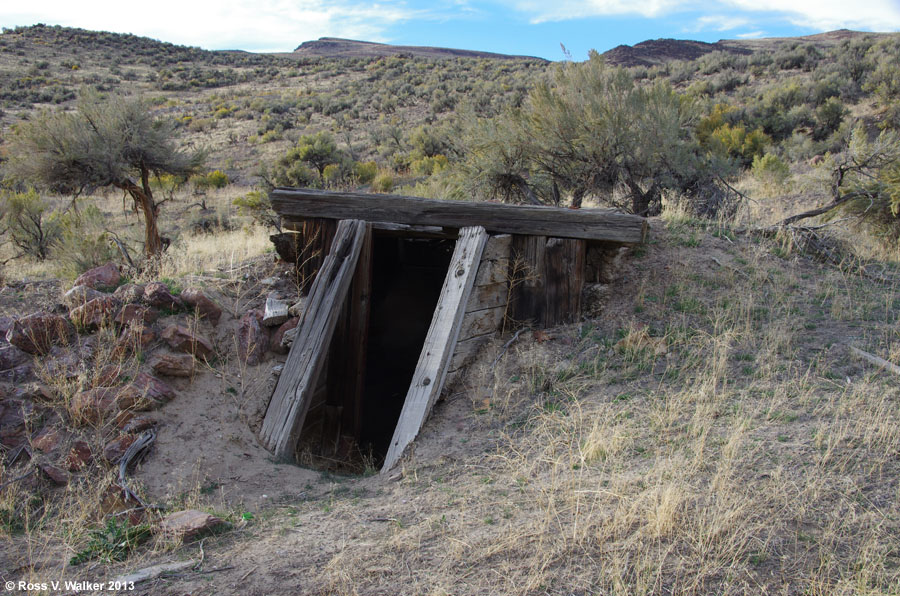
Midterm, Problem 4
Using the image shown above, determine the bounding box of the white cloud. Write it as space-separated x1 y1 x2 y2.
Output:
736 30 765 38
508 0 687 23
724 0 900 30
502 0 900 30
690 15 751 32
2 0 423 52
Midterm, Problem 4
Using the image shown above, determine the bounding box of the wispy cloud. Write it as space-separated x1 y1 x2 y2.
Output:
736 30 766 38
503 0 900 30
506 0 686 23
687 15 751 32
3 0 425 51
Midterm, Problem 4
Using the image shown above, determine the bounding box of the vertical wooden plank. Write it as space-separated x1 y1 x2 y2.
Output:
509 235 585 327
325 225 373 445
543 238 585 325
297 218 338 295
381 226 488 472
260 219 367 460
509 235 546 327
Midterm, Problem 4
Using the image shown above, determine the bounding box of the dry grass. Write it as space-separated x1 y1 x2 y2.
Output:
228 215 899 596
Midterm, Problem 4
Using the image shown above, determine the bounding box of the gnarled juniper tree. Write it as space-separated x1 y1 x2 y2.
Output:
4 91 204 258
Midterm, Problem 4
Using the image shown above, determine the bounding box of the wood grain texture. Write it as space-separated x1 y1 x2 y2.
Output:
260 219 368 460
272 188 647 244
509 235 585 327
381 226 488 472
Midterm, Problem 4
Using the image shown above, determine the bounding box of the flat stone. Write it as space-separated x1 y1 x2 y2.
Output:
63 285 106 309
0 343 30 371
120 416 157 434
149 352 195 377
270 317 300 355
161 324 213 359
238 310 268 366
262 293 289 327
40 463 69 486
120 373 176 410
180 288 223 326
74 263 121 291
143 282 182 310
103 434 137 464
0 399 34 448
114 304 159 327
70 387 130 424
31 425 62 452
159 510 224 542
6 312 73 355
70 295 121 330
115 323 157 356
113 283 146 304
66 440 93 471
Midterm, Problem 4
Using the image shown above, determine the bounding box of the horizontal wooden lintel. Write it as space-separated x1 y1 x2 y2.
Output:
272 188 648 244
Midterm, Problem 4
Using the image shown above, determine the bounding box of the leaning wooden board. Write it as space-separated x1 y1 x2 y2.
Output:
381 226 489 472
260 219 368 460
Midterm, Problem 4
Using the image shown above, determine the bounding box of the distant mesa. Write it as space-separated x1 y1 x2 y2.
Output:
600 29 891 68
286 37 548 62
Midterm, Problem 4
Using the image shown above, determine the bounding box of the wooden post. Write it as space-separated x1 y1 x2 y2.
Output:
260 219 368 460
509 235 585 327
381 226 488 472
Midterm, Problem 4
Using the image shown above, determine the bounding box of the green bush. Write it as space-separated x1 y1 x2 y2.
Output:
0 187 61 261
354 161 378 184
54 205 119 278
751 153 790 192
372 171 394 193
192 169 229 190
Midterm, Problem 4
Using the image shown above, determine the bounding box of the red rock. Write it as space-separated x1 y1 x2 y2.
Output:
270 317 300 355
120 416 156 434
159 510 224 541
143 282 182 310
114 304 159 327
238 310 269 366
119 373 176 410
74 263 121 290
0 399 33 448
103 434 137 464
161 324 213 359
71 387 130 424
0 343 30 371
66 440 93 471
94 364 128 388
6 312 73 355
115 323 157 356
42 349 84 381
39 463 69 486
113 283 145 304
70 296 121 330
181 288 223 326
149 352 195 377
63 285 106 309
31 425 62 452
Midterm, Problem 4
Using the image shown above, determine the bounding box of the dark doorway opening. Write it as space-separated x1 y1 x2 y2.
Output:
294 233 453 473
360 235 453 464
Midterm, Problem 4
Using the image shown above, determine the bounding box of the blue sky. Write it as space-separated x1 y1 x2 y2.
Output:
3 0 900 60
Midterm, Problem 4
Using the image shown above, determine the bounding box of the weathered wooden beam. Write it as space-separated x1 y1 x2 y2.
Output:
381 226 489 472
260 219 368 460
272 188 648 244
